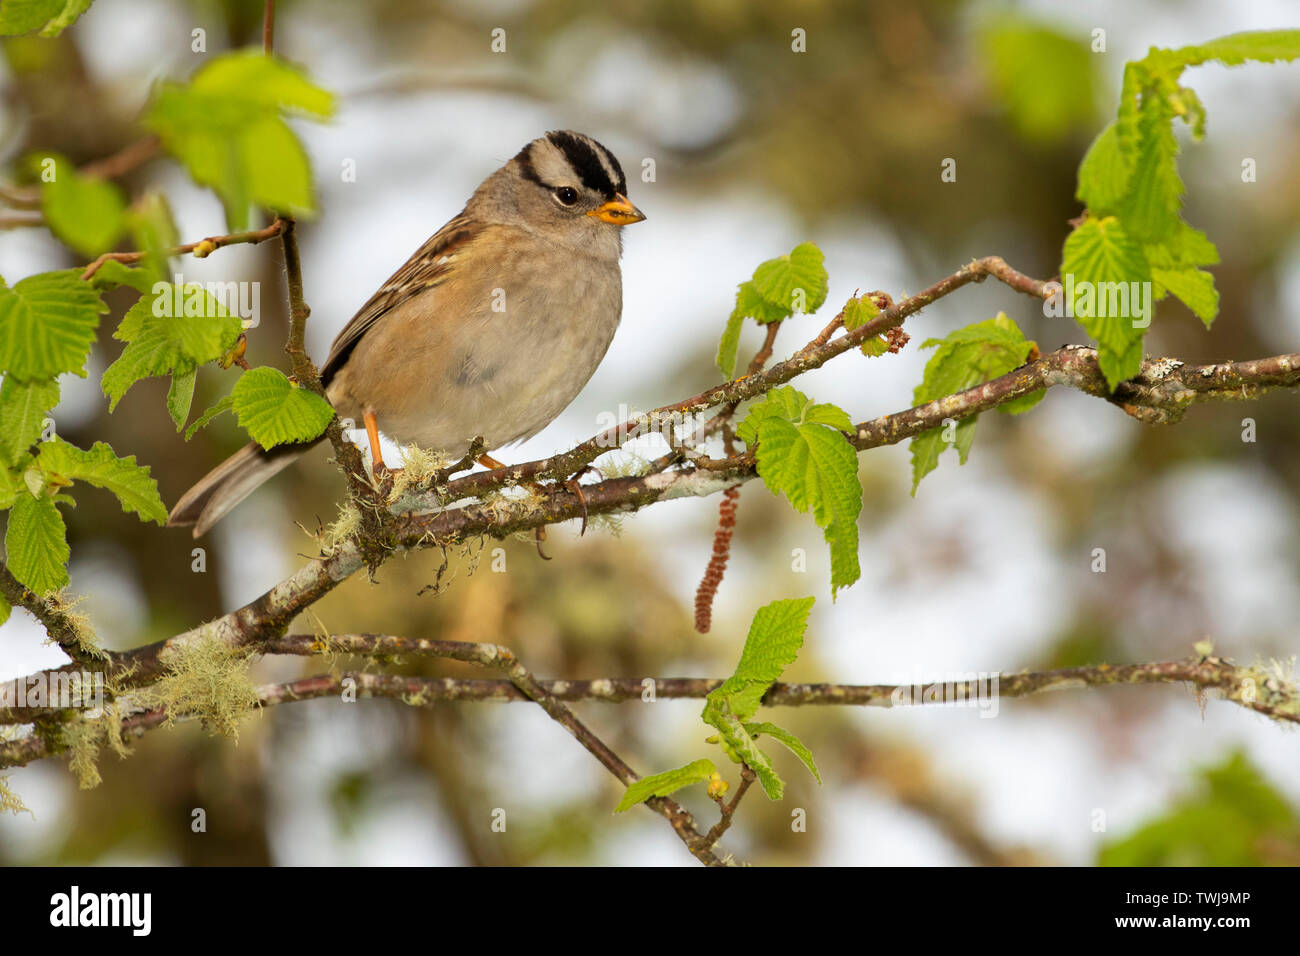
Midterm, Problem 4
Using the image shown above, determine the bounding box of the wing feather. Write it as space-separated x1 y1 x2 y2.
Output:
321 211 480 384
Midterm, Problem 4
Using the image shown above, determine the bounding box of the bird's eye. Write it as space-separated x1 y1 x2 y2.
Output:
554 186 579 206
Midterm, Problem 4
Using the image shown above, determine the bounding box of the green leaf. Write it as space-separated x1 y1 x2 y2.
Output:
708 597 815 723
738 388 861 595
707 704 784 800
0 376 57 465
716 310 745 380
144 49 335 230
1077 124 1128 214
36 0 90 36
749 242 828 317
4 492 68 595
165 366 197 431
613 758 718 813
909 314 1040 493
1151 267 1218 327
0 0 60 35
978 18 1099 144
0 591 10 626
38 154 127 257
100 284 242 410
744 721 821 784
1099 750 1300 866
184 394 235 440
1116 95 1182 245
0 270 105 381
0 466 20 510
231 366 334 450
34 438 166 525
1169 30 1300 70
88 260 154 294
126 192 180 284
1060 217 1152 388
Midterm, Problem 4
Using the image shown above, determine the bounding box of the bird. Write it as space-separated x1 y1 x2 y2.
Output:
167 130 645 537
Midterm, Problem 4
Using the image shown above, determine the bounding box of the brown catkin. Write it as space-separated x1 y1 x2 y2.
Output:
694 485 741 633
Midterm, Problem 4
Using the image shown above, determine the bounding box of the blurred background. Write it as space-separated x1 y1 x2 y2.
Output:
1 0 1299 865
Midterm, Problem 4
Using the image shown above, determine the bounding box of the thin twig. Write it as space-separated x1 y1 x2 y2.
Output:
81 217 288 280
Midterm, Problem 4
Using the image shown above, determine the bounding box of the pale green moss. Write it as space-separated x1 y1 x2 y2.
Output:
134 634 261 740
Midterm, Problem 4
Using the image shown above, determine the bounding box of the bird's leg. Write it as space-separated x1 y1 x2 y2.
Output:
564 465 602 537
362 410 402 484
476 452 508 470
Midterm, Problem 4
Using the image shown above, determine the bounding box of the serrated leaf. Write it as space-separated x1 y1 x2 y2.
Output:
738 389 861 594
1117 95 1182 245
0 376 58 465
1152 267 1218 326
4 492 68 596
0 270 105 381
709 597 815 723
1060 217 1152 388
35 438 166 525
144 50 335 230
1170 30 1300 69
910 314 1039 493
39 154 127 257
613 758 718 813
231 366 334 450
749 242 828 316
101 284 242 410
1077 123 1128 214
184 394 235 440
745 721 821 784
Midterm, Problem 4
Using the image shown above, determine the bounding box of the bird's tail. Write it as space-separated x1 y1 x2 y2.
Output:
167 441 306 537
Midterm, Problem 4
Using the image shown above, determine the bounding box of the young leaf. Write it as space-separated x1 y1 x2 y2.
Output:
707 704 785 800
88 260 154 295
231 366 334 450
184 394 235 440
0 270 105 381
4 492 69 595
166 366 197 431
1151 267 1218 326
34 439 167 525
978 18 1099 144
707 597 815 723
909 314 1041 493
749 242 828 317
717 243 828 378
738 388 860 594
38 154 127 257
745 721 822 784
0 591 10 626
1060 217 1152 388
0 376 58 466
100 284 242 410
613 758 718 813
144 50 335 230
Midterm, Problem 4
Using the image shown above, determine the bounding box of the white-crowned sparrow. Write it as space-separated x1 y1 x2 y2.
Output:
168 130 645 536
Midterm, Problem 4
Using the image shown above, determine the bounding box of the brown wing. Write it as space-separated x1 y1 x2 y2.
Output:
320 211 481 385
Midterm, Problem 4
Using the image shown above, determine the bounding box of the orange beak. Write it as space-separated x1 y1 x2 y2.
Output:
587 194 646 226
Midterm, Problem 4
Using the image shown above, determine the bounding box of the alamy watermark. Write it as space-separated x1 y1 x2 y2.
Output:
889 671 1000 717
152 274 261 327
1044 276 1152 328
1 670 104 712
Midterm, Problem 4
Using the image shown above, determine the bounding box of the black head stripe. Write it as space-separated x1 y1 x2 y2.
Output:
513 142 544 187
546 130 624 199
